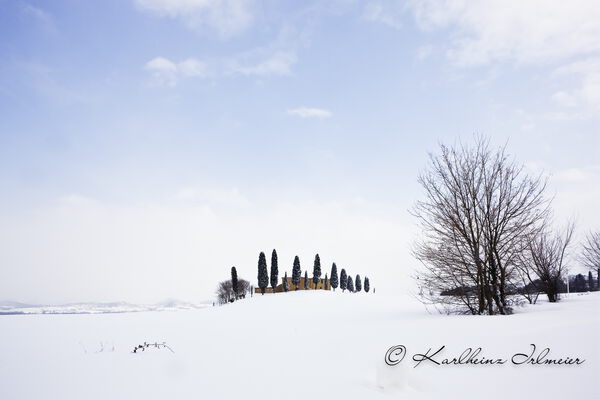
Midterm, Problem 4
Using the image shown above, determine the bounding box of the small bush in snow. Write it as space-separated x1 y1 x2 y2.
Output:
132 341 174 353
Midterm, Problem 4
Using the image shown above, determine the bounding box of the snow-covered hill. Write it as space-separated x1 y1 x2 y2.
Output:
0 291 598 399
0 299 208 315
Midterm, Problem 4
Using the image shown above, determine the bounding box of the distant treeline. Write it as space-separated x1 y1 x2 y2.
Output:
215 250 373 304
255 250 370 295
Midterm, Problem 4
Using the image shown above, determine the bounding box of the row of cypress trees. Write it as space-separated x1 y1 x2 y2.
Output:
256 250 371 295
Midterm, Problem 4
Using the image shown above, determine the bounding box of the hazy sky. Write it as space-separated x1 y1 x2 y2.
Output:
1 0 599 304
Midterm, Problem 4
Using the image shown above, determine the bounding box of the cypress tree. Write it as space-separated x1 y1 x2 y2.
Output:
330 263 339 291
347 275 354 293
340 268 347 292
355 274 362 292
257 252 269 295
589 271 594 291
312 254 322 289
304 270 309 289
231 266 239 300
364 277 370 293
283 272 289 292
270 249 279 292
324 273 329 290
292 256 302 290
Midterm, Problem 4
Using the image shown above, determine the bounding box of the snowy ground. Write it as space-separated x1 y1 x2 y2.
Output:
1 291 598 399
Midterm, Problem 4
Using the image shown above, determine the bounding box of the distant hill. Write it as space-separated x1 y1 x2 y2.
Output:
0 299 209 315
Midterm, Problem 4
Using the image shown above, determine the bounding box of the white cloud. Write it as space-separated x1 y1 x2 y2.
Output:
21 3 56 33
552 57 600 115
144 56 179 86
144 51 296 86
232 52 297 76
390 1 600 117
415 44 433 61
144 56 211 86
406 0 600 66
551 91 578 108
554 166 600 184
178 58 209 77
287 107 332 119
134 0 253 36
363 2 403 29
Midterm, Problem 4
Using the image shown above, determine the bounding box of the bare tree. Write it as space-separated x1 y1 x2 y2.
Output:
512 263 542 305
237 279 250 297
216 280 233 304
216 278 250 304
580 231 600 290
518 222 575 302
412 137 549 315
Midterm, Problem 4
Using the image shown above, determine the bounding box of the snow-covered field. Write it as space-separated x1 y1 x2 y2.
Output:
1 291 598 399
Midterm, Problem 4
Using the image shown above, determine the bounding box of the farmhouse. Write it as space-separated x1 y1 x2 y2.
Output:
255 276 330 294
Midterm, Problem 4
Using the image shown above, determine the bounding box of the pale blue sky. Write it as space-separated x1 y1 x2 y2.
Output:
1 0 599 303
